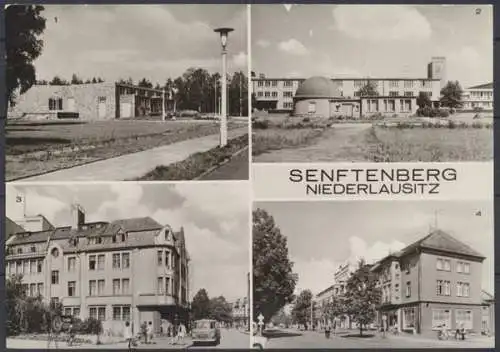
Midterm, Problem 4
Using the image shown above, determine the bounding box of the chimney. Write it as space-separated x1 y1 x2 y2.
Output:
71 203 85 229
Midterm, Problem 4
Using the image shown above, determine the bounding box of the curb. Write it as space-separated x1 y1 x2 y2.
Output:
193 145 249 180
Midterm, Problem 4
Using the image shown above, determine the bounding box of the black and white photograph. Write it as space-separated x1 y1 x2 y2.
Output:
252 201 494 349
6 4 249 182
251 4 493 163
5 183 251 349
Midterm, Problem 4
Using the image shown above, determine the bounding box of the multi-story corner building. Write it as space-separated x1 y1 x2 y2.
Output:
314 262 355 330
252 57 444 115
461 82 493 112
5 205 190 335
481 290 495 335
371 229 485 336
231 297 250 328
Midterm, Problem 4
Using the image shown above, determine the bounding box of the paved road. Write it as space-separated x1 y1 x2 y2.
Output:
7 329 249 350
199 148 249 180
254 123 372 163
265 329 494 349
16 128 248 182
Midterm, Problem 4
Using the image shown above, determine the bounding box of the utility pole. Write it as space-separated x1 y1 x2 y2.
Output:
239 73 243 117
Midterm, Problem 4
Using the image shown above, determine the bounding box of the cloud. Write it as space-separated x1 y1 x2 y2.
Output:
347 236 406 265
232 51 248 68
332 5 432 41
294 258 340 295
256 39 271 48
447 46 493 87
278 38 309 56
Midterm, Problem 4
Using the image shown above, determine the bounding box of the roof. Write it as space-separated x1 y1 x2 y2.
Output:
396 229 484 260
6 217 25 239
467 82 493 89
8 216 164 245
295 76 341 99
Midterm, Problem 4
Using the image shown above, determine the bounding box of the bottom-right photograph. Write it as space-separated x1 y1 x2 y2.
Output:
252 200 494 350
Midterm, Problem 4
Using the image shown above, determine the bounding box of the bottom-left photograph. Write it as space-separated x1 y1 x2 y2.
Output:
5 182 251 350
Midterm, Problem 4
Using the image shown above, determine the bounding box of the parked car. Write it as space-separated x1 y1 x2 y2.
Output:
191 319 221 346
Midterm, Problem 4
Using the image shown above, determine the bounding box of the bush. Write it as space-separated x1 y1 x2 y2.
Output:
302 117 311 123
252 120 270 130
438 109 450 118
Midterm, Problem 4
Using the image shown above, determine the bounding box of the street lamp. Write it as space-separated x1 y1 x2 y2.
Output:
214 27 234 147
162 88 166 121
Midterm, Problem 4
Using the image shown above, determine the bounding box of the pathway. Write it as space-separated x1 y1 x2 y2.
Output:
254 123 372 163
16 128 248 182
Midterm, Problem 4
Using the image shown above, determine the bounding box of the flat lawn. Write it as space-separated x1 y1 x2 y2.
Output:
6 119 246 181
367 126 493 162
252 128 325 157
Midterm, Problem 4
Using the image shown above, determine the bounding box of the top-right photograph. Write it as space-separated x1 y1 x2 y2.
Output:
251 4 493 163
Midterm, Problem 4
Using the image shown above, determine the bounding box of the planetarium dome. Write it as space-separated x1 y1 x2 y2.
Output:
295 76 341 98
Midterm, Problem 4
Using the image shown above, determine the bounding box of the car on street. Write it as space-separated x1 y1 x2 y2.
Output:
191 319 221 346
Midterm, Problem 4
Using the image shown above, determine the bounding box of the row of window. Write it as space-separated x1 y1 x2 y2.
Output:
431 309 473 330
7 259 44 276
436 259 471 274
468 91 493 99
436 280 471 297
22 282 44 297
87 305 131 322
364 99 413 113
88 278 130 297
257 90 432 100
256 79 434 89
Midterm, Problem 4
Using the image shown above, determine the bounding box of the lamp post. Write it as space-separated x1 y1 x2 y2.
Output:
162 88 166 121
214 27 234 147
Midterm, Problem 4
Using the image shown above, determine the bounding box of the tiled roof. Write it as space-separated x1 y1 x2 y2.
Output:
8 217 165 245
468 82 493 89
397 229 484 259
6 217 25 238
112 217 163 232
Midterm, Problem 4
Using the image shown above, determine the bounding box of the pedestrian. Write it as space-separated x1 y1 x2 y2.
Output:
124 321 133 352
141 321 148 344
325 323 331 339
170 324 177 345
147 321 154 344
333 319 337 336
178 323 186 345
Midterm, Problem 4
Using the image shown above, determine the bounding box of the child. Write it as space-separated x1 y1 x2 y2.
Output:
147 322 154 344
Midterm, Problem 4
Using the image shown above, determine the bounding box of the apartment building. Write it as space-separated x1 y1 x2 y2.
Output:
314 262 355 329
461 82 493 112
371 229 485 336
5 205 190 335
252 57 444 114
9 82 174 120
231 297 250 328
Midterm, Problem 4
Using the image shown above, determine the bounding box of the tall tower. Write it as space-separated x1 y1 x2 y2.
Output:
427 56 447 89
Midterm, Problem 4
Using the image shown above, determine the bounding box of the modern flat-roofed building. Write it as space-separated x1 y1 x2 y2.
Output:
5 204 190 336
461 82 493 112
9 82 175 120
371 229 485 336
252 57 444 116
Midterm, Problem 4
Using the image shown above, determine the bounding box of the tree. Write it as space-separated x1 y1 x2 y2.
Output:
138 78 153 88
91 77 97 84
253 208 297 322
416 91 432 109
191 289 211 320
344 259 381 336
291 290 313 327
6 5 47 105
71 74 83 85
97 77 104 83
84 79 91 84
440 80 464 109
357 80 379 97
271 307 292 328
209 296 233 322
49 76 67 85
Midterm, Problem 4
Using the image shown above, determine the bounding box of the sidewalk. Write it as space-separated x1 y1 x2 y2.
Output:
16 128 248 182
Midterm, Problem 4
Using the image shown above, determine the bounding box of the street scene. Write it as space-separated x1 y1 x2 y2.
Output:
5 183 250 349
6 4 250 181
252 201 494 349
251 4 493 162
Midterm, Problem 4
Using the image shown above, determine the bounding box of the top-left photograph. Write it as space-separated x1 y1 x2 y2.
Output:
6 4 249 182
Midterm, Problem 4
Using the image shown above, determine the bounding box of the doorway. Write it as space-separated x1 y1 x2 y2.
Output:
98 97 107 119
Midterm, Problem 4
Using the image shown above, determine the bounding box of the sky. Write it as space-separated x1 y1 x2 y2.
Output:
252 4 493 87
254 200 494 296
6 183 250 302
31 4 247 83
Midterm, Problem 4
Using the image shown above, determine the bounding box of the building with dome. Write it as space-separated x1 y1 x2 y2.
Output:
252 57 446 118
